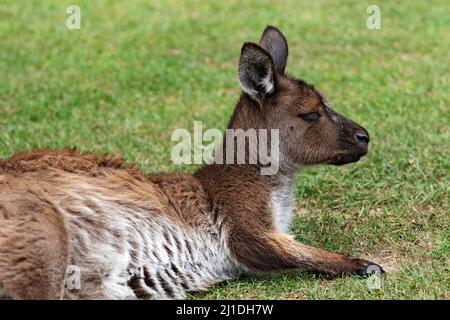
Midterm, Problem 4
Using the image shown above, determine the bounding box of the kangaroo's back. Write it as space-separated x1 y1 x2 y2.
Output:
0 172 69 299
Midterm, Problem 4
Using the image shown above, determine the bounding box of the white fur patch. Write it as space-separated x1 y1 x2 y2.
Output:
260 74 274 94
270 176 295 233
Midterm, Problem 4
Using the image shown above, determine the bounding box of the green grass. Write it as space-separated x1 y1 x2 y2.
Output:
0 0 448 299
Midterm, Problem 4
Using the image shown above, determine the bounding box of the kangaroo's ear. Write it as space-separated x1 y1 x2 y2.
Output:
238 42 275 103
259 26 288 74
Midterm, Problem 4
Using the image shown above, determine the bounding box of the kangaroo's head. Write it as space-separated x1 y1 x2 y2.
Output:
236 26 369 169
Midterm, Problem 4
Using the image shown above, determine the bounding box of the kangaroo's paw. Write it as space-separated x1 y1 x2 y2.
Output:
347 258 385 277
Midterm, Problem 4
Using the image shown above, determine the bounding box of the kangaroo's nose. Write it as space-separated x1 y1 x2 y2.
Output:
354 132 370 144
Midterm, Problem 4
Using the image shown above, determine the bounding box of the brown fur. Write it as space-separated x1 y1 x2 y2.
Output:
0 181 69 299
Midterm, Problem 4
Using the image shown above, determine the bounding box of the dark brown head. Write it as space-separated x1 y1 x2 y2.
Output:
236 26 370 169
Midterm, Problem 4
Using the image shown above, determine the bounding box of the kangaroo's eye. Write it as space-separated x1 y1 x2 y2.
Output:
298 112 321 122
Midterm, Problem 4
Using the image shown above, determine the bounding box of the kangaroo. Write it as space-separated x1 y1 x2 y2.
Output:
0 26 383 300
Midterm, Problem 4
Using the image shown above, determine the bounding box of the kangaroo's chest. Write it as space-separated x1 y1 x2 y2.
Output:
270 177 295 233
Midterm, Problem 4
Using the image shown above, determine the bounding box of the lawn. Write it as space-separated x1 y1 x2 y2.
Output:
0 0 448 299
